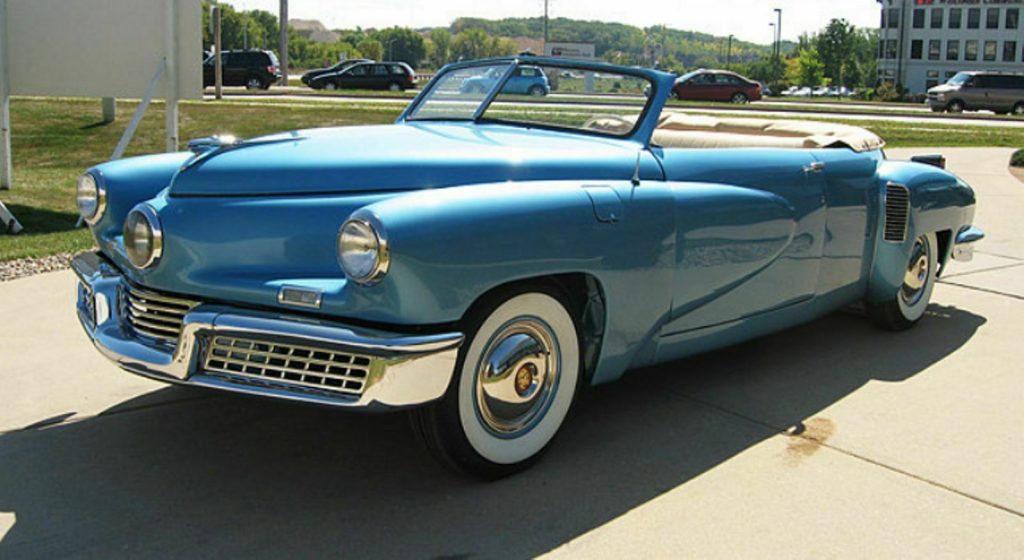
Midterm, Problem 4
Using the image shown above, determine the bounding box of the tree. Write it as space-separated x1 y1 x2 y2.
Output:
357 38 384 61
815 19 855 88
373 27 427 66
790 47 825 87
429 28 453 68
452 29 491 60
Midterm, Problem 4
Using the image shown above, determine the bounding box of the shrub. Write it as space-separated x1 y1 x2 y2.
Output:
1011 149 1024 168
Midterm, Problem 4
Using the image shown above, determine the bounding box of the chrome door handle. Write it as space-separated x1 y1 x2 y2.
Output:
803 161 826 174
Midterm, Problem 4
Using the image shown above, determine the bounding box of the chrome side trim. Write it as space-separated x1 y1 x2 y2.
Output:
952 225 985 262
72 252 464 409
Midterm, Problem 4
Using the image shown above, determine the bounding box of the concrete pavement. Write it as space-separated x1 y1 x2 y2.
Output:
1 148 1022 558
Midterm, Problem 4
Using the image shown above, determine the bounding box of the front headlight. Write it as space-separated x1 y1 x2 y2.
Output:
76 172 106 225
338 215 389 285
123 204 163 269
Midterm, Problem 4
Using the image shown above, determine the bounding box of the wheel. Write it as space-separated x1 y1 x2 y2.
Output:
245 76 264 90
669 89 680 100
731 92 749 104
866 233 939 331
324 81 337 91
410 288 581 479
528 85 547 97
388 82 403 92
946 100 965 113
1013 102 1024 116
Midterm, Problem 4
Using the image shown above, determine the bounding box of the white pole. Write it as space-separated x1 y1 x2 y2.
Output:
102 97 116 123
0 0 11 191
165 0 179 152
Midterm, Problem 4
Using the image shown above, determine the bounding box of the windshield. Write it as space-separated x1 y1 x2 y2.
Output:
407 61 655 137
947 72 972 85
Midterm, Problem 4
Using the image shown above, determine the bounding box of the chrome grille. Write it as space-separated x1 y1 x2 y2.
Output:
203 335 373 396
123 284 198 345
883 183 910 243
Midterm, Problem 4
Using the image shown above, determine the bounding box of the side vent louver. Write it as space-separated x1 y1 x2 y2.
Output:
884 183 910 243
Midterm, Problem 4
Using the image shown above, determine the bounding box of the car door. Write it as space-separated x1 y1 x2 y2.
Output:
338 64 370 89
971 75 996 110
502 67 529 94
655 149 828 336
713 74 741 101
677 73 713 100
370 64 391 89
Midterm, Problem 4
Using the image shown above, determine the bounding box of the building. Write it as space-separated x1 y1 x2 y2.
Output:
877 0 1024 93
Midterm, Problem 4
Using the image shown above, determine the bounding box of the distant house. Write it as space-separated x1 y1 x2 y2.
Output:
511 37 545 55
291 19 340 44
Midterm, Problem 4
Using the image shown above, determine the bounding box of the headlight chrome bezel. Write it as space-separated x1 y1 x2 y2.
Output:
337 213 390 285
76 172 107 226
123 203 164 269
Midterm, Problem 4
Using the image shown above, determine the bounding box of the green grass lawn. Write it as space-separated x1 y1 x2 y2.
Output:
1 95 1021 262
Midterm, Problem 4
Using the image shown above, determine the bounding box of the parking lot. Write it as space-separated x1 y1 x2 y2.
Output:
1 148 1022 558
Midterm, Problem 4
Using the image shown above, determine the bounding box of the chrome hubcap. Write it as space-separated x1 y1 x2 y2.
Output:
476 319 558 436
901 236 930 305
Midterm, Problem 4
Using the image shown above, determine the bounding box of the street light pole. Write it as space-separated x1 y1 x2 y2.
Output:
774 8 782 60
543 0 549 49
279 0 289 88
726 34 734 69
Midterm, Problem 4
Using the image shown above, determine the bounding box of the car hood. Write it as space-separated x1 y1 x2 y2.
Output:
929 84 957 94
169 122 644 197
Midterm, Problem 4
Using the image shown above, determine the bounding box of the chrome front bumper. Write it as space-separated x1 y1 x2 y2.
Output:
72 252 463 410
951 225 985 262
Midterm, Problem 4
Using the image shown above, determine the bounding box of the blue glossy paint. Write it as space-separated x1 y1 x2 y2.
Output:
84 55 979 388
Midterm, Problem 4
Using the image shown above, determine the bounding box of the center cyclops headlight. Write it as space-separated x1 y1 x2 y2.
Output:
76 172 106 225
338 213 389 285
123 204 163 269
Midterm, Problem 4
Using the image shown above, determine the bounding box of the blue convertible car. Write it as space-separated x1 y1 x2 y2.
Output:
72 57 982 478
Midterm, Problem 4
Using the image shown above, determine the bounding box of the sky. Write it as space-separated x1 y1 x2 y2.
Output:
218 0 881 45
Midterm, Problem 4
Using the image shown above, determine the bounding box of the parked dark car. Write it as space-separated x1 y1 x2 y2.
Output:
203 49 281 90
672 69 763 103
300 58 373 87
927 71 1024 115
305 61 416 91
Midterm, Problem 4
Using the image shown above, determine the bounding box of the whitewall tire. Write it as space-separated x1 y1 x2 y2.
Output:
411 288 580 479
867 232 939 330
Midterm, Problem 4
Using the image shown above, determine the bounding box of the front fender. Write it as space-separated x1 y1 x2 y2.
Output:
361 180 676 383
867 160 976 302
89 152 193 242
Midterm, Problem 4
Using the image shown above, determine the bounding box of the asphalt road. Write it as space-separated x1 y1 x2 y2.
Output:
210 89 1024 128
1 148 1022 557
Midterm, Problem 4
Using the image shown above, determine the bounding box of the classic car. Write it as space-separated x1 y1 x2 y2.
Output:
72 56 983 479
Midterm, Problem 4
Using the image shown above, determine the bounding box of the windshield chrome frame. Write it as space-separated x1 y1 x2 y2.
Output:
398 56 676 147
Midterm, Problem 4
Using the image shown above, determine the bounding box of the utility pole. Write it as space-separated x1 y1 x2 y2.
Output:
279 0 289 87
214 6 223 100
774 8 782 61
543 0 549 50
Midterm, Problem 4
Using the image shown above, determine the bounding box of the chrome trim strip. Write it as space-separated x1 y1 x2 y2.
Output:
72 252 463 409
277 285 324 309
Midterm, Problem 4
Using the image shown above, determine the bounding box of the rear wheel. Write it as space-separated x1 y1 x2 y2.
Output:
245 76 265 90
866 233 939 331
410 288 580 480
528 85 547 97
731 92 749 104
388 82 403 92
1013 102 1024 116
946 99 965 113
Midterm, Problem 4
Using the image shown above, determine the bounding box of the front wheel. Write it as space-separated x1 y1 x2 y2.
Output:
946 100 965 113
410 289 580 479
324 81 337 91
866 233 939 331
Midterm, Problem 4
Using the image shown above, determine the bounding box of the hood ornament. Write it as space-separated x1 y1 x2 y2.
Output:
187 134 242 154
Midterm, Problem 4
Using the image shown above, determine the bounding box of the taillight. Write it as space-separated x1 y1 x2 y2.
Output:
268 65 277 74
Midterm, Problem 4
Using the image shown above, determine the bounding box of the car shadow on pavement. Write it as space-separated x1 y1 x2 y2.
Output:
0 304 985 559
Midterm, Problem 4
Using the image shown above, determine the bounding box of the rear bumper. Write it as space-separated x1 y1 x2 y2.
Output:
72 252 463 410
951 225 985 262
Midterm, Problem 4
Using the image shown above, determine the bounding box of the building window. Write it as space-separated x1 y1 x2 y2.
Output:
947 40 959 61
984 40 997 61
987 8 999 29
886 39 898 60
911 39 923 60
889 8 900 29
1005 41 1018 62
965 40 978 61
930 8 944 29
949 8 962 29
878 40 885 59
1008 8 1020 29
928 40 941 61
968 8 980 29
926 70 939 91
913 9 925 29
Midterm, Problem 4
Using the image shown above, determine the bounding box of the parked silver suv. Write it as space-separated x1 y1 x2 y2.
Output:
928 72 1024 115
